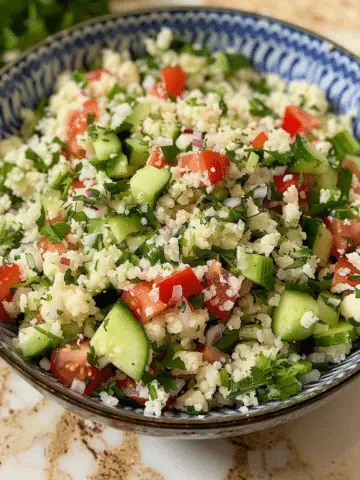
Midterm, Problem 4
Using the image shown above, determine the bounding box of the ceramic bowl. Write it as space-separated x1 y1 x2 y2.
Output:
1 7 360 438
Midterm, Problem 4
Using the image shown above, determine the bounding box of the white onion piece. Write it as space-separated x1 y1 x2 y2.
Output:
253 185 268 199
206 324 226 346
273 166 287 175
299 369 321 385
142 75 156 90
224 198 242 208
239 279 253 298
307 352 326 363
70 378 86 394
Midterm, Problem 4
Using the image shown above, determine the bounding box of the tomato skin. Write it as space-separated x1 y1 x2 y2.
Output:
343 158 360 181
332 258 360 289
201 345 230 364
86 69 110 82
116 376 147 405
147 146 167 169
151 66 186 99
0 302 10 322
273 172 312 202
71 178 85 190
121 281 167 324
324 217 360 257
178 150 230 185
67 99 99 158
0 264 21 300
157 268 203 305
281 105 321 137
50 341 112 394
251 131 268 149
204 261 238 321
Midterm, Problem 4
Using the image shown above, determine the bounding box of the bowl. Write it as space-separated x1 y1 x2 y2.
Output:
1 6 360 439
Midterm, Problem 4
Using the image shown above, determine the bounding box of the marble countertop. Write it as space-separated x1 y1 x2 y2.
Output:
2 1 360 478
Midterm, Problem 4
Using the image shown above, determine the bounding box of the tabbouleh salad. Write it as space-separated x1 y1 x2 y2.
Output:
1 28 360 417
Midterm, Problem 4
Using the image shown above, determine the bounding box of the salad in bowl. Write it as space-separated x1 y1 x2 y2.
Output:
0 27 359 418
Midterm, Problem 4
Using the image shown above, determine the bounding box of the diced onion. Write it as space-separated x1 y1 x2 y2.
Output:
70 378 86 394
299 369 321 385
206 324 226 346
83 233 98 247
273 166 287 175
224 198 242 208
253 185 268 199
307 352 326 363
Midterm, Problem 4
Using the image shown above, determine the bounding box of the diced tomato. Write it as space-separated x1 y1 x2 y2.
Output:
146 146 167 169
251 131 268 149
122 281 167 324
273 172 313 202
281 105 321 137
71 178 85 191
0 264 21 300
324 217 360 257
116 376 147 405
38 216 71 254
332 258 360 289
86 69 110 82
50 341 113 394
178 150 231 185
67 99 99 158
0 302 11 323
150 65 186 99
204 261 238 321
157 268 203 305
343 157 360 181
201 345 230 364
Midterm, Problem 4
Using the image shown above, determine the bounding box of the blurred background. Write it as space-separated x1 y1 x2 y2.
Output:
1 0 360 65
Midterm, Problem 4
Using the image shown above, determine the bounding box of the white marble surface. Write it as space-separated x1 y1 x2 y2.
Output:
2 1 360 478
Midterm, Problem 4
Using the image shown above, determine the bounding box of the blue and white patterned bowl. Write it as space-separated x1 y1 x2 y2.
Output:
1 7 360 438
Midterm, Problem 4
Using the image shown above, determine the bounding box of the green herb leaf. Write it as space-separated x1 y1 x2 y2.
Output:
40 221 70 243
249 98 278 118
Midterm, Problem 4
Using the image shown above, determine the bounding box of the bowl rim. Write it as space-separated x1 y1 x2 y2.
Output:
1 5 360 431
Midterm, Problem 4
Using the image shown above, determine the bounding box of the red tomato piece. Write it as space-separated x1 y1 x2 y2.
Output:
324 217 360 257
157 268 203 305
0 264 21 300
201 345 230 364
146 146 167 169
86 69 110 82
178 150 230 185
251 131 268 149
273 172 313 202
151 65 186 99
116 376 147 405
204 261 238 321
281 105 321 137
122 281 167 324
71 178 85 191
343 157 360 181
50 341 113 394
332 258 360 289
0 302 11 323
67 99 99 158
38 216 71 254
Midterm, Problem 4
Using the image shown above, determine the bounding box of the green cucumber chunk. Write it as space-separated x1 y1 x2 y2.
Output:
90 302 149 381
331 130 360 160
315 166 338 190
312 321 356 347
126 103 151 127
87 218 106 234
89 126 122 161
41 188 61 214
107 152 132 179
17 324 60 358
241 254 275 290
317 292 340 327
109 214 142 244
300 217 332 267
124 138 149 170
290 135 329 174
130 165 171 209
239 324 262 341
126 231 153 253
272 290 319 341
292 360 313 375
246 152 260 173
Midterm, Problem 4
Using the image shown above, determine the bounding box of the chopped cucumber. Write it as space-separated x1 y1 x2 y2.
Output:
315 166 338 190
61 323 83 343
312 321 356 347
241 254 275 290
331 130 360 160
126 231 153 253
89 126 122 161
300 217 332 267
41 188 61 214
291 360 313 375
87 218 106 234
272 290 319 342
239 324 262 341
246 152 260 173
107 152 132 179
109 214 142 244
290 135 329 174
130 165 171 209
317 292 340 327
126 102 151 127
90 302 149 381
17 324 60 358
123 138 149 171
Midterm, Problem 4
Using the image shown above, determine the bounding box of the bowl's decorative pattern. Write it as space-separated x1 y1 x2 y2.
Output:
1 8 360 435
